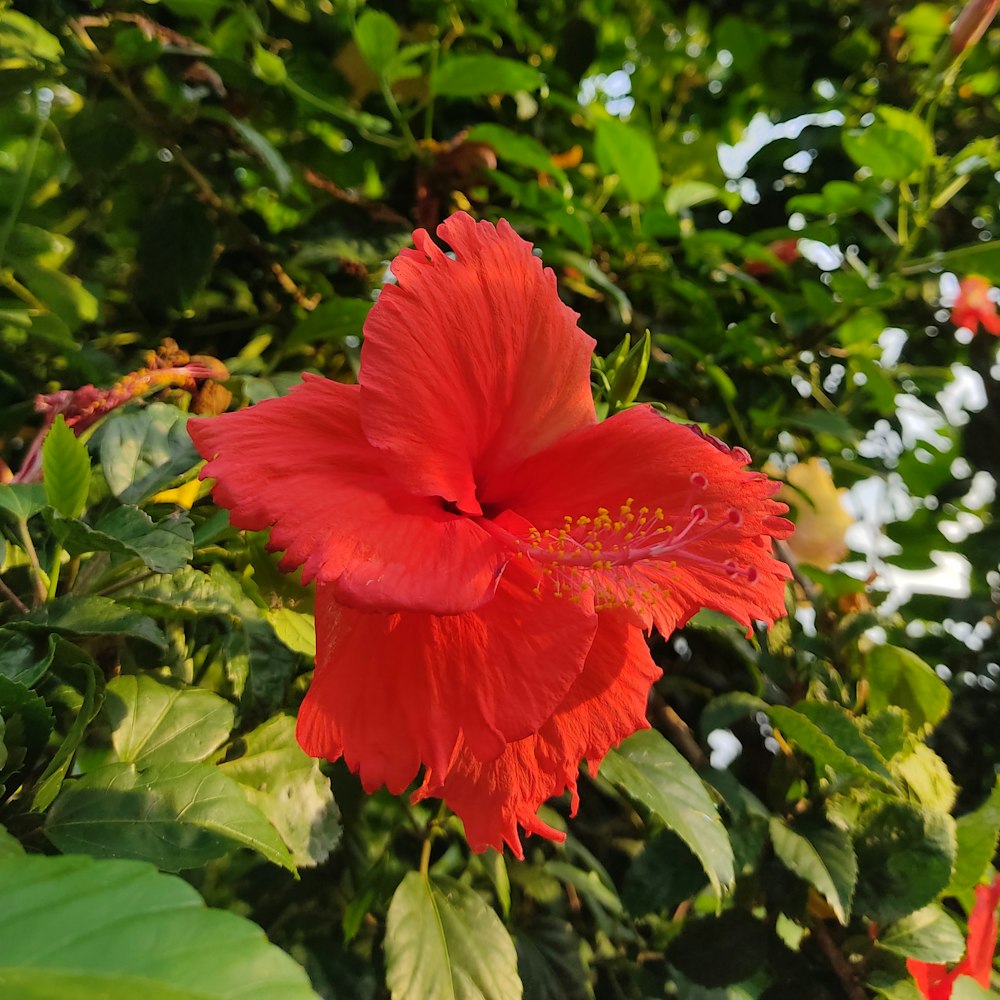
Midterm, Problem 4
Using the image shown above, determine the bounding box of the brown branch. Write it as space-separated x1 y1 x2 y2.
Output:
648 690 709 769
812 919 867 1000
0 575 28 613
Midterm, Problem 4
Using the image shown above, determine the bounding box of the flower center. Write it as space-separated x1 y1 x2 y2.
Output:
478 486 760 620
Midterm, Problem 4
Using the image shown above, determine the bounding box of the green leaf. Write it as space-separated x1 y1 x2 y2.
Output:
0 629 55 686
623 828 708 914
843 124 926 180
0 11 62 72
285 299 372 350
879 905 965 963
221 715 340 867
895 743 957 813
41 415 91 518
865 645 950 735
0 483 47 521
116 564 247 619
45 760 295 873
134 197 218 311
594 119 660 202
769 817 857 924
15 596 166 650
0 823 24 858
544 861 623 916
600 729 734 895
265 608 316 658
0 855 318 999
877 106 935 159
769 703 896 787
252 44 287 84
54 506 194 573
854 800 955 924
354 10 400 74
106 674 235 767
99 403 199 504
220 617 300 709
514 918 590 1000
0 675 54 774
666 910 769 987
211 110 292 192
385 872 522 1000
31 644 105 812
433 54 543 97
607 331 651 411
947 777 1000 895
665 180 718 214
465 124 568 185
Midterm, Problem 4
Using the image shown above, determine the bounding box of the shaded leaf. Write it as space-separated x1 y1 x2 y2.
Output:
0 629 55 686
854 800 955 924
769 817 857 925
667 910 769 987
31 644 104 812
515 917 591 1000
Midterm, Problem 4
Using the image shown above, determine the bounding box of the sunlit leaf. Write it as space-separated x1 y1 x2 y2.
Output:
600 729 734 895
0 855 318 998
385 872 522 1000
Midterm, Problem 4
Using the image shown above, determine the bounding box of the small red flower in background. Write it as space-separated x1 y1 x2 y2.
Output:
951 276 1000 336
13 339 228 484
908 875 1000 998
744 238 800 277
190 213 792 855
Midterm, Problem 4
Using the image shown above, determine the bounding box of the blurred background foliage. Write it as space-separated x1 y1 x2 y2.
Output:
1 0 1000 997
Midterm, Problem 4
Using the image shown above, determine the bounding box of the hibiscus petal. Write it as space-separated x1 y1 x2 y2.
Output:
360 213 598 514
190 375 509 614
959 874 1000 986
416 609 660 857
296 561 597 795
486 404 792 635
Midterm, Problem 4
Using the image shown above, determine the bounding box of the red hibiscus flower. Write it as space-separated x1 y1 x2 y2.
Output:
951 275 1000 336
908 875 1000 999
189 213 792 855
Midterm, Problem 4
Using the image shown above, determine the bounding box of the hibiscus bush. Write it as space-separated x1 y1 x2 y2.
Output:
2 1 1000 998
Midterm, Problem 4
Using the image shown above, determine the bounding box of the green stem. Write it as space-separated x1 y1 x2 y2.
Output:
17 519 47 607
419 836 432 878
46 544 64 601
378 77 420 153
